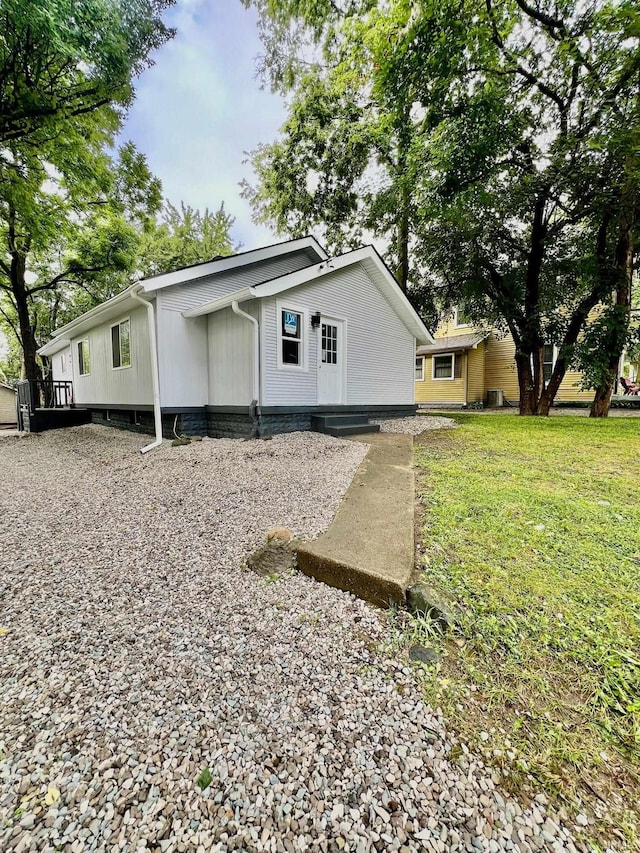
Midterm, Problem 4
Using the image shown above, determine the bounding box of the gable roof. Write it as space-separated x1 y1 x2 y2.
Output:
417 331 488 356
182 245 433 345
38 237 330 356
139 236 327 293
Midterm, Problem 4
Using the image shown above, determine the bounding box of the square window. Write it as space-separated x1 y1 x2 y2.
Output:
433 354 454 379
454 307 471 327
282 338 300 364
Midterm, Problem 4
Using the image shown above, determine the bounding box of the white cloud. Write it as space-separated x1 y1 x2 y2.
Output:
120 0 287 249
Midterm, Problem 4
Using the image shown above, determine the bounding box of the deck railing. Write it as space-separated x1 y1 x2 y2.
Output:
16 379 73 413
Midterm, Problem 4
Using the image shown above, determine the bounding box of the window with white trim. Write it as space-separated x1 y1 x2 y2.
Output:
111 318 131 369
454 307 472 328
415 356 425 381
78 339 90 375
279 308 303 367
60 353 67 374
433 353 455 379
543 344 555 384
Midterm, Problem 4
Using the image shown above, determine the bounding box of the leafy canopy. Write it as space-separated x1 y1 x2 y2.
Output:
0 0 175 144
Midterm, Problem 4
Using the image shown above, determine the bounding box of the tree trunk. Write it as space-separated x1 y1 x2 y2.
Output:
396 180 410 293
590 214 634 418
11 251 42 383
516 351 537 415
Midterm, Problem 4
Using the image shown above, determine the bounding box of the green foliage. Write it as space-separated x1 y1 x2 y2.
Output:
246 0 640 413
414 415 640 843
0 0 175 145
138 201 237 278
0 124 163 378
575 306 640 392
0 0 172 379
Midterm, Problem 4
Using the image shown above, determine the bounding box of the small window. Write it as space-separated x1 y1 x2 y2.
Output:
280 308 302 367
415 357 425 381
60 353 66 374
433 353 455 380
543 344 555 384
454 307 472 328
111 318 131 369
78 339 90 375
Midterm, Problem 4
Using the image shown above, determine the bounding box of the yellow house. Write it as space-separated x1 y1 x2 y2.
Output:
415 309 592 407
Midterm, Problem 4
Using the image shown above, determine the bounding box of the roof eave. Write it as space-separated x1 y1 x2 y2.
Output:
141 236 328 293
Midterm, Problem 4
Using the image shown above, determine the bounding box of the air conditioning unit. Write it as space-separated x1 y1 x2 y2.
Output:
487 388 504 407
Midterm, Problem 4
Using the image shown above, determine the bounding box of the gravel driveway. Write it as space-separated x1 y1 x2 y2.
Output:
1 426 583 853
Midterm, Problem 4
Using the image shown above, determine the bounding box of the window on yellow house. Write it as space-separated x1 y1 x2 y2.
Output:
415 357 425 381
543 344 555 383
454 307 472 327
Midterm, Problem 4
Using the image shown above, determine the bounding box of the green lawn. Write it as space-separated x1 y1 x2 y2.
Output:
410 414 640 849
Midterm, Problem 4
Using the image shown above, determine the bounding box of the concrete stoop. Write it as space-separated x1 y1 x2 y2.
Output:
310 413 381 438
295 433 415 607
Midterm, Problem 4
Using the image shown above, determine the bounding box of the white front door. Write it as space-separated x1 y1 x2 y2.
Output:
318 318 344 404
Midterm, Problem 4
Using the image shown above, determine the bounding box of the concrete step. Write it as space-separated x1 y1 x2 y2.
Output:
310 414 371 428
295 433 415 607
320 423 381 437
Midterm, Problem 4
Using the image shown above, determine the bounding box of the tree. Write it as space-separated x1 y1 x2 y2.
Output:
242 2 428 295
138 201 238 278
0 129 162 382
0 0 175 145
246 0 640 415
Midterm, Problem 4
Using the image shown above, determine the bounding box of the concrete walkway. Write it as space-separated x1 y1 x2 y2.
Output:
296 433 415 607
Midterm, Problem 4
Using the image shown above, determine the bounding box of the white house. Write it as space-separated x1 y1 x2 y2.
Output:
38 237 433 444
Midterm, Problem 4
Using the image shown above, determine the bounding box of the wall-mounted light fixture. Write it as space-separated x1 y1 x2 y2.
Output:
311 312 321 329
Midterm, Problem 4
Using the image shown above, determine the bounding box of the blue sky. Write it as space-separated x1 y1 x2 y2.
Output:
121 0 286 250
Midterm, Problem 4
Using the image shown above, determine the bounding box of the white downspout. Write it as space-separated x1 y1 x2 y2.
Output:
231 300 260 435
131 287 163 454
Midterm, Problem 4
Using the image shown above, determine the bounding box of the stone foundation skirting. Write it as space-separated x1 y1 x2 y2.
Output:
87 404 418 439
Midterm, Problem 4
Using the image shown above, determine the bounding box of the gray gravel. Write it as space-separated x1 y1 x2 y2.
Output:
0 426 589 852
372 416 457 435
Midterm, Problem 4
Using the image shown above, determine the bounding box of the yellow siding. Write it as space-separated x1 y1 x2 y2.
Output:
417 323 594 404
556 370 592 401
483 333 592 401
484 335 520 401
415 352 468 404
467 345 485 403
438 317 476 338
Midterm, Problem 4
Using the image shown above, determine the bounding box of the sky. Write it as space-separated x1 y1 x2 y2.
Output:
120 0 287 250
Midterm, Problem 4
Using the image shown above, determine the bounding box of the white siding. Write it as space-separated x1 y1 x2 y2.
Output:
0 386 16 424
156 292 208 407
160 250 318 312
261 264 415 406
51 347 72 383
207 305 257 405
71 305 153 406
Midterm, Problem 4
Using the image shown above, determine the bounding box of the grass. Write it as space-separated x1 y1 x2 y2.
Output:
411 414 640 849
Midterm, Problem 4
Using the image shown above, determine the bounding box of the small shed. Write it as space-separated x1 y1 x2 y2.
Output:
0 382 17 426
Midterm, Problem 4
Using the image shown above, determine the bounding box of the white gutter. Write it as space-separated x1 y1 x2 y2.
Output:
231 300 260 403
38 284 137 352
130 288 163 454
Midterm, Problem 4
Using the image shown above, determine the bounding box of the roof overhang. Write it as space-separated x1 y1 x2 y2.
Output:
139 236 328 293
37 285 147 356
183 246 433 345
38 338 71 357
417 332 488 356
